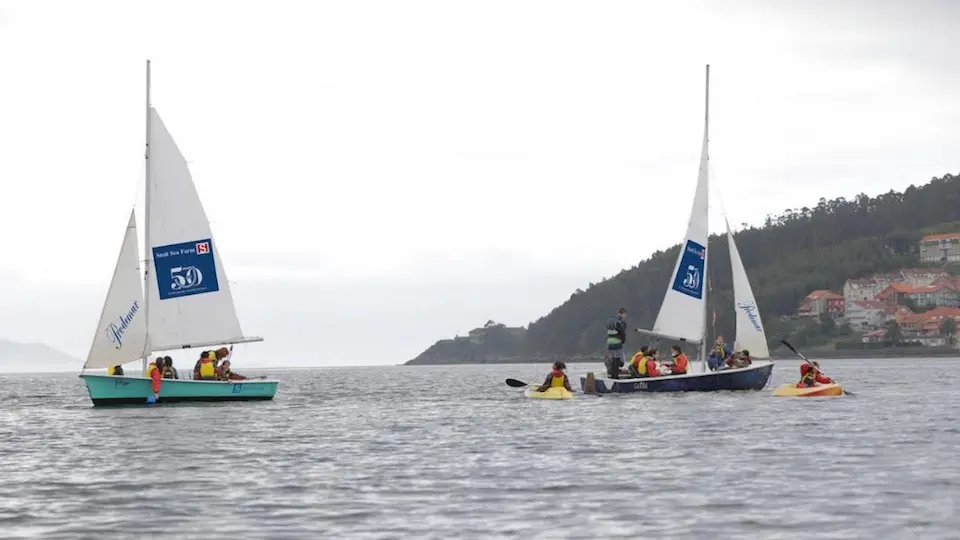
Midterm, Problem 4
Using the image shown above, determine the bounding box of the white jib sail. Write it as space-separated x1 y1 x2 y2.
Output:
83 210 148 369
726 217 770 358
144 108 256 351
651 130 710 344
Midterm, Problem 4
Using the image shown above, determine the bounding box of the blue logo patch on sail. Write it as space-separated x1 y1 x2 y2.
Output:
737 302 764 332
671 240 706 299
104 300 140 350
152 238 220 301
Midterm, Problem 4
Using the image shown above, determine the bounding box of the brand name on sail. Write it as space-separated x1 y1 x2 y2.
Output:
105 300 140 349
737 302 763 332
152 238 220 301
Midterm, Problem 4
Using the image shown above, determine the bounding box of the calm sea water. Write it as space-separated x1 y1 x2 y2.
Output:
0 358 957 539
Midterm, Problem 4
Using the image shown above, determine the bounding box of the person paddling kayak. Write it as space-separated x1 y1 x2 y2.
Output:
604 308 628 378
796 362 832 388
536 361 574 393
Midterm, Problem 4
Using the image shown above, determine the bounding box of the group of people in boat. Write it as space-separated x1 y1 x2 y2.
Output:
105 347 248 382
541 308 836 388
602 307 754 379
707 336 753 371
625 345 689 378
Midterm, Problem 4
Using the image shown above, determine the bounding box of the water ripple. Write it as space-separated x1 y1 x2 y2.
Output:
0 360 957 538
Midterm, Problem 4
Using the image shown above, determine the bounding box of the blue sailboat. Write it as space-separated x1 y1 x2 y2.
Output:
580 65 774 394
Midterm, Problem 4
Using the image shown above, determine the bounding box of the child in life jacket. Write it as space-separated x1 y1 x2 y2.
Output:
536 361 574 392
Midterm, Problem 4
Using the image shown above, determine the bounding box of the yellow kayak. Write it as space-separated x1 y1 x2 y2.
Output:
772 383 844 397
525 386 574 400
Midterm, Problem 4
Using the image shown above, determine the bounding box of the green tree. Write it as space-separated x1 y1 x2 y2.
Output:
939 318 957 345
409 172 960 363
820 316 837 336
884 320 904 345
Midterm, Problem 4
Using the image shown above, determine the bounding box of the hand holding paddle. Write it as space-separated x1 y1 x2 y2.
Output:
780 340 854 395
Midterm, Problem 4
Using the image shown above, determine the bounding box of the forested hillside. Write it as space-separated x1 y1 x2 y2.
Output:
408 173 960 364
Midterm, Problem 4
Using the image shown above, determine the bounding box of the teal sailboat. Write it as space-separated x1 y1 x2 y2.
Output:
79 61 278 405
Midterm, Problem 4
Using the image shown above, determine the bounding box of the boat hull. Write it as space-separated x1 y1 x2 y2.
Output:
579 361 774 393
79 374 278 406
772 382 843 397
524 386 574 400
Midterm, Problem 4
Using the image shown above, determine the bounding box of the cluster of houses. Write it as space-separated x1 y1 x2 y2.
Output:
797 265 960 347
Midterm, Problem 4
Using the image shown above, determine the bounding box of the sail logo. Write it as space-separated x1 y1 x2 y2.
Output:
153 238 220 300
737 301 764 332
683 265 701 290
104 300 140 350
170 266 204 291
671 240 706 300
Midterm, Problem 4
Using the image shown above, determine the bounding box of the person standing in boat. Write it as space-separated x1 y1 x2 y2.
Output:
604 308 628 378
107 365 124 376
536 361 574 392
707 336 732 371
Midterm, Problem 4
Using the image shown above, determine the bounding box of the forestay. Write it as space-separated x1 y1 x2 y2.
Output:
726 217 770 358
83 211 148 369
651 130 710 344
144 108 253 351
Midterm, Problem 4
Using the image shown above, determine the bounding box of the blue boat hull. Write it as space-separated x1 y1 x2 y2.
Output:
79 374 279 406
579 361 774 393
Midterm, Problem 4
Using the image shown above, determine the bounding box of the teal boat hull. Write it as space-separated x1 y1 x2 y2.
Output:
79 374 278 406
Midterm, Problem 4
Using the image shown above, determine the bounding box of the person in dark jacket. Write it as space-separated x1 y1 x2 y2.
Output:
161 356 179 379
604 308 628 378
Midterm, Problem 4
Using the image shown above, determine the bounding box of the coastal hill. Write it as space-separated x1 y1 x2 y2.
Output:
0 339 80 373
408 173 960 364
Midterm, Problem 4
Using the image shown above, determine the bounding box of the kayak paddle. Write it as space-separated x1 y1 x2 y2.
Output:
780 339 854 395
505 378 527 388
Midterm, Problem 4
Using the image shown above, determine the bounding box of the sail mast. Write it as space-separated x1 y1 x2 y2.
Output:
141 59 152 375
700 64 710 369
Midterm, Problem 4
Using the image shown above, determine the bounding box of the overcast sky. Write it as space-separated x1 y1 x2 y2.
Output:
1 0 958 368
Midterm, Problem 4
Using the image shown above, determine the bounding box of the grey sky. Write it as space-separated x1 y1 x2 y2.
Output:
0 1 957 367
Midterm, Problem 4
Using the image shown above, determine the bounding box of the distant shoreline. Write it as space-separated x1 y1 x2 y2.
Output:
405 346 959 365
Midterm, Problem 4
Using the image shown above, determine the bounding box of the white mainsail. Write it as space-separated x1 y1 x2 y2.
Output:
725 218 770 358
144 108 260 351
650 86 710 344
83 210 148 369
